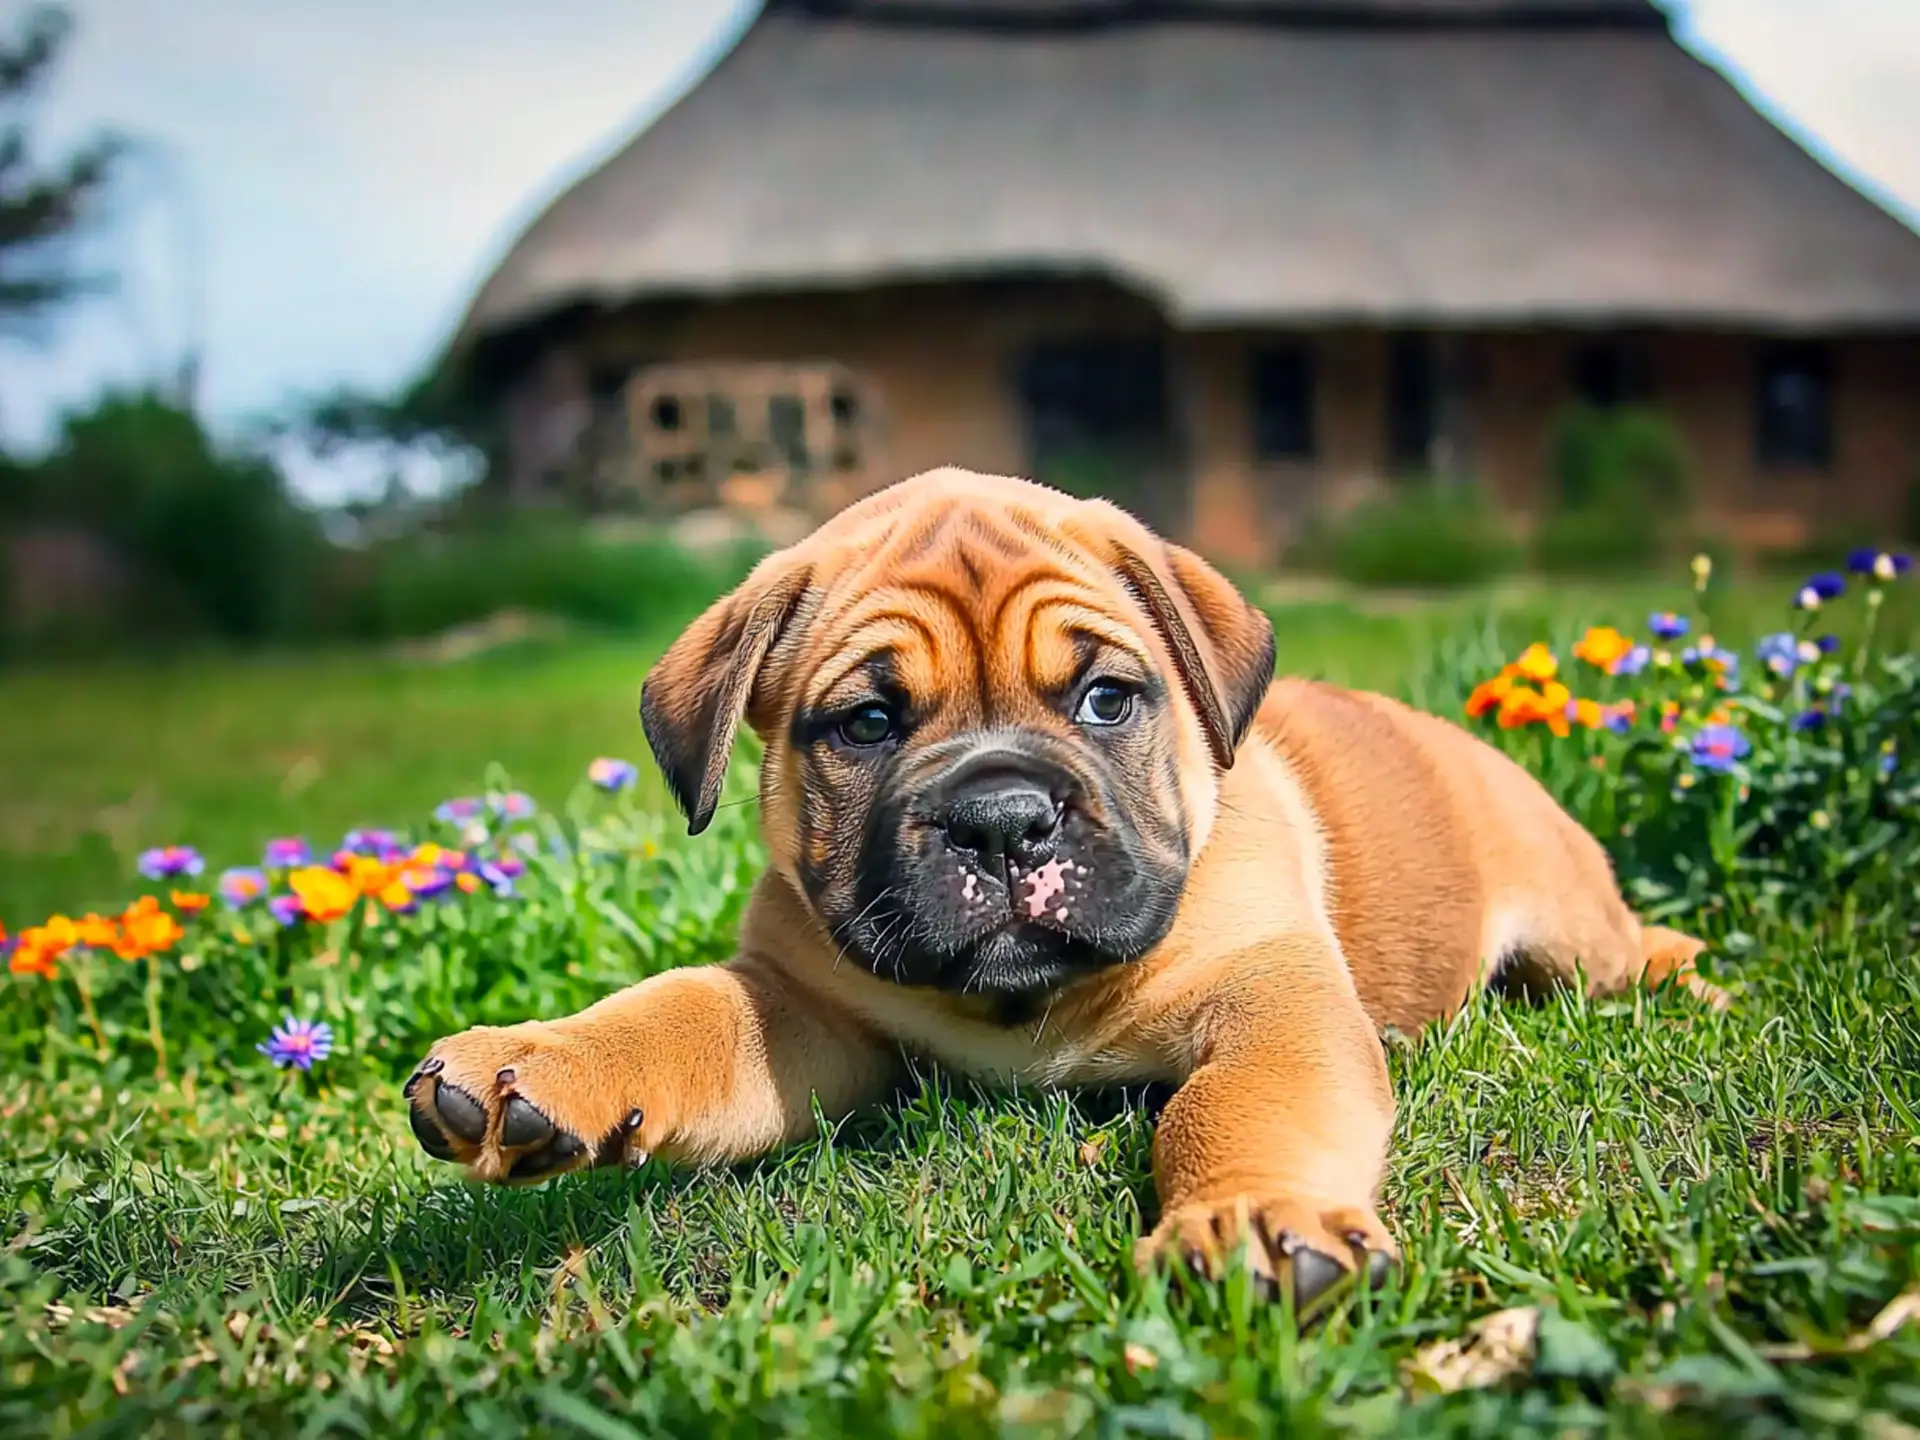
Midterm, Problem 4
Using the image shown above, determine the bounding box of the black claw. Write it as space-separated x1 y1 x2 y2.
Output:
507 1128 588 1179
408 1103 455 1160
623 1108 645 1132
499 1095 554 1149
1289 1247 1348 1311
434 1084 488 1143
1364 1249 1394 1289
419 1056 445 1077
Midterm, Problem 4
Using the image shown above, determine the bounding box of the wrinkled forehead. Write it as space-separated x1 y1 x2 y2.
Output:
797 503 1150 712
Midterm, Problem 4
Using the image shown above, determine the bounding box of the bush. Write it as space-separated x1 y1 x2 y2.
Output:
323 524 766 642
1315 481 1522 589
5 391 323 645
1536 404 1693 575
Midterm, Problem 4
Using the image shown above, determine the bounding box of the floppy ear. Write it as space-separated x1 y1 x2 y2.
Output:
1107 539 1276 771
639 560 813 835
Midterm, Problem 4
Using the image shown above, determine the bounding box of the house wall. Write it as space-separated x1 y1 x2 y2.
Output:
508 289 1920 571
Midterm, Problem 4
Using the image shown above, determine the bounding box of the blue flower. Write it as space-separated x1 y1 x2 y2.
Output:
257 1015 334 1071
1755 632 1801 678
1689 724 1751 774
1648 612 1690 641
489 791 536 822
1816 634 1841 654
1790 709 1828 733
138 846 205 881
477 861 517 898
268 894 305 927
1796 572 1846 610
588 757 640 792
434 797 484 825
1846 547 1881 575
1612 644 1652 677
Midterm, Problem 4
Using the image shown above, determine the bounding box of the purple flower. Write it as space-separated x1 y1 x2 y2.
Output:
263 836 310 869
489 791 536 821
138 846 204 881
1882 747 1899 777
1796 572 1846 610
268 894 305 927
1755 632 1801 678
1790 709 1828 733
434 797 484 825
1611 644 1652 677
478 861 516 898
1602 707 1633 736
257 1015 334 1071
587 757 639 792
219 866 270 909
1682 643 1740 679
1816 634 1841 654
1648 612 1690 641
402 866 454 900
342 828 400 855
488 852 527 879
1689 724 1751 774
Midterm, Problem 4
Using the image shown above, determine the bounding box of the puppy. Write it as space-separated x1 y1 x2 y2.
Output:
406 467 1720 1308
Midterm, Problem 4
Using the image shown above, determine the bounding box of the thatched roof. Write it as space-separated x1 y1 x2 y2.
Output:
459 0 1920 344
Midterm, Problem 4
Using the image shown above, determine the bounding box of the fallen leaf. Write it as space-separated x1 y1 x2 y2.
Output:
1404 1307 1539 1394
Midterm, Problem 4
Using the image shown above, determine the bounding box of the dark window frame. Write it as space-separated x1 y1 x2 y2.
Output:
1387 331 1437 473
1755 342 1834 472
1571 337 1653 410
1249 342 1318 463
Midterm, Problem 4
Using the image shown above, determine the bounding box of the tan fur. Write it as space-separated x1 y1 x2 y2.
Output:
407 467 1724 1291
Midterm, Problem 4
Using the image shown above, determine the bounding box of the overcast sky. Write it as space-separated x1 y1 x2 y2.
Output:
3 0 1918 464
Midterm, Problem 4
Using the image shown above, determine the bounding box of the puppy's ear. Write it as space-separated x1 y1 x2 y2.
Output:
640 560 813 834
1108 539 1276 770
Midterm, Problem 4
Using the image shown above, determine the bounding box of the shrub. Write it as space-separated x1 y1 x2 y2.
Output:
1315 481 1522 589
1536 404 1693 575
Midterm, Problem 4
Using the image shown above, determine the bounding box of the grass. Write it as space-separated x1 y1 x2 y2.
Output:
3 572 1918 1436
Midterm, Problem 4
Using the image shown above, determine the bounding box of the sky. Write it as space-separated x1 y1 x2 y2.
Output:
3 0 1918 486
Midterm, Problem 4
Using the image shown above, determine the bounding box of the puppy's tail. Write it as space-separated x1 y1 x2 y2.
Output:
1639 924 1730 1010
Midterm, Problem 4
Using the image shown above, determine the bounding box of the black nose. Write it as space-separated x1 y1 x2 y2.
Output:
941 780 1061 865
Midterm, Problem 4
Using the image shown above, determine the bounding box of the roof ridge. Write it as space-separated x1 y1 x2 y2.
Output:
767 0 1669 34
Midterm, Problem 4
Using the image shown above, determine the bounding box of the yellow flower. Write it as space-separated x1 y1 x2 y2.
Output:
1512 643 1558 684
290 866 358 923
1465 671 1517 719
1572 626 1634 673
1570 697 1605 731
1691 553 1713 589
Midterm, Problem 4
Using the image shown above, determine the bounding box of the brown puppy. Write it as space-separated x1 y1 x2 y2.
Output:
405 467 1721 1308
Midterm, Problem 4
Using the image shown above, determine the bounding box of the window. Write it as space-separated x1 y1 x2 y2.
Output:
1571 339 1650 409
1756 343 1833 470
1387 332 1437 471
1250 344 1316 461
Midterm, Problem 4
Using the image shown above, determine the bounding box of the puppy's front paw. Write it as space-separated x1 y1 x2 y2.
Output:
1136 1193 1398 1315
403 1023 647 1184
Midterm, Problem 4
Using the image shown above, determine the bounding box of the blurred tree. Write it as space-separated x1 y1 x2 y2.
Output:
0 4 124 341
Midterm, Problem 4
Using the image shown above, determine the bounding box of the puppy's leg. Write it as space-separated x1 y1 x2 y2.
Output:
1137 938 1399 1313
405 955 898 1183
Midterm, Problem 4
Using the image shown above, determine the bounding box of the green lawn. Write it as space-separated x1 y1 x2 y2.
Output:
2 573 1917 1436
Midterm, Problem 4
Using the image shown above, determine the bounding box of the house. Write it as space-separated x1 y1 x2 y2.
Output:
452 0 1920 568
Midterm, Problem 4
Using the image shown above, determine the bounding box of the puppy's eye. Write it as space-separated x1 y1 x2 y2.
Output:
836 704 897 748
1074 681 1133 727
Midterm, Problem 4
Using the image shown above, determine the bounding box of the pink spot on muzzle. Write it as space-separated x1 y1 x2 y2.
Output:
1022 857 1070 919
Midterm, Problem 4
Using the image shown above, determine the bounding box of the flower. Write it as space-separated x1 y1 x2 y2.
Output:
263 837 311 868
1465 671 1517 719
434 797 485 825
1691 553 1713 588
268 894 305 927
219 867 270 909
490 791 536 821
289 866 358 923
1512 643 1558 684
1658 700 1681 734
1681 639 1740 683
1689 724 1751 774
1612 644 1651 677
1568 697 1605 731
455 872 483 895
477 861 517 898
10 915 78 977
118 896 184 957
1816 634 1841 654
1755 632 1801 678
338 854 402 898
408 842 466 872
1876 552 1913 582
75 912 119 948
137 845 204 881
257 1015 334 1071
1601 703 1635 735
1795 572 1846 611
170 890 210 914
1497 682 1572 736
1648 611 1691 641
488 853 527 879
1791 708 1828 732
1573 626 1635 674
377 879 417 915
588 757 639 792
341 828 401 856
402 865 455 900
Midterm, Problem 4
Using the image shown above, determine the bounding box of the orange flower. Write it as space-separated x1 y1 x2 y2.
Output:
11 915 78 977
118 895 184 958
290 866 358 923
1570 697 1605 730
75 913 120 948
1465 672 1518 719
1512 643 1558 684
455 872 482 895
1572 626 1634 673
340 854 402 898
170 890 211 914
1498 681 1573 735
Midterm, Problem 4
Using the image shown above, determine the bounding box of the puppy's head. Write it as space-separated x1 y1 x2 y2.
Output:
640 469 1275 997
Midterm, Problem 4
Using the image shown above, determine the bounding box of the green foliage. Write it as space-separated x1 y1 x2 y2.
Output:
8 391 322 644
323 525 765 641
1537 405 1694 575
1316 481 1523 589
